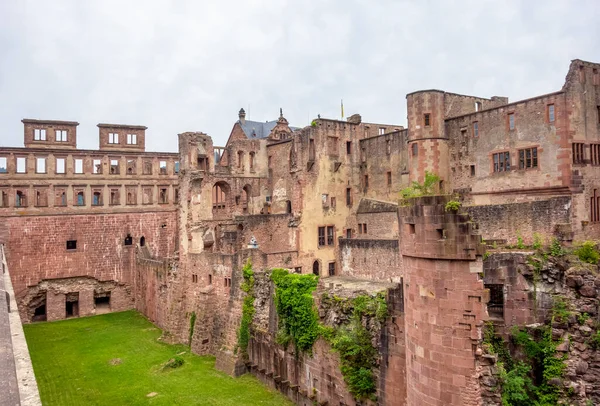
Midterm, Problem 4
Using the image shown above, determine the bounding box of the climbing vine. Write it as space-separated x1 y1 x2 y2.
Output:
188 311 197 346
237 260 255 358
327 293 387 400
270 268 320 352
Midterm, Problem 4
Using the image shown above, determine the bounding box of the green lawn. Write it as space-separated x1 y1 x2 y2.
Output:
24 310 292 406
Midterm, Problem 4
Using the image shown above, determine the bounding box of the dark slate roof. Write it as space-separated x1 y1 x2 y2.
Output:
239 120 278 139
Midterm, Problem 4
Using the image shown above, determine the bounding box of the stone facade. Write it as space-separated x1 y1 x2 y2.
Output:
0 120 179 322
2 58 600 405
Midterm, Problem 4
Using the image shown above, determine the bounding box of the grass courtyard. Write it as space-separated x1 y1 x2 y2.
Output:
24 310 292 406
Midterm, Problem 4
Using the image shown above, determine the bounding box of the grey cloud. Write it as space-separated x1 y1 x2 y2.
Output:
0 0 598 152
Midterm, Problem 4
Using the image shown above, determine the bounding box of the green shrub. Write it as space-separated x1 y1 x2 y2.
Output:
516 233 525 249
445 200 461 212
163 356 185 370
578 312 590 325
532 233 543 250
400 171 440 203
549 238 566 257
573 241 599 264
499 361 535 406
590 330 600 350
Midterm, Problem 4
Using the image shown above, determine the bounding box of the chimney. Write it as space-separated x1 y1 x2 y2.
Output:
239 108 246 125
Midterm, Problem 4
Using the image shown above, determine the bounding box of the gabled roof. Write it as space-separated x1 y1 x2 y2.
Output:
239 120 278 139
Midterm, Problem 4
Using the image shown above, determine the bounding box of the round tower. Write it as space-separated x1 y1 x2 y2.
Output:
406 90 449 190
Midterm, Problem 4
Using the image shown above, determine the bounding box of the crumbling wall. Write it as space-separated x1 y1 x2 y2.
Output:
244 272 405 406
466 196 572 245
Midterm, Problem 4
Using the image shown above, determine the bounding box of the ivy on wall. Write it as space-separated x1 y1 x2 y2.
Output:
237 260 255 358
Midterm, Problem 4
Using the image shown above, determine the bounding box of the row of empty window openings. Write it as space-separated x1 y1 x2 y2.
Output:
32 294 112 321
0 157 179 175
33 129 68 142
1 187 177 208
65 236 145 250
108 133 138 145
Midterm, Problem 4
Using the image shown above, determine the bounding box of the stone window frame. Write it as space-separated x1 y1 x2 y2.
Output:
91 188 103 206
0 188 8 207
547 104 556 123
55 129 68 142
387 171 392 186
472 121 479 138
572 143 586 165
55 156 67 174
517 146 539 170
126 158 137 175
328 262 336 276
142 186 154 205
318 225 335 247
54 186 68 207
158 186 169 205
73 157 84 174
159 160 168 175
109 187 120 206
15 188 28 207
590 144 600 166
126 133 137 145
36 156 47 174
507 112 516 131
491 151 511 173
92 158 103 174
126 187 137 205
423 113 431 127
34 187 49 207
16 156 27 174
0 156 7 174
108 132 119 144
109 158 120 175
74 188 86 206
143 160 153 175
34 128 47 141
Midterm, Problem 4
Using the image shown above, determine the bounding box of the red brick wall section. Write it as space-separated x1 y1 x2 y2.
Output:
5 211 177 300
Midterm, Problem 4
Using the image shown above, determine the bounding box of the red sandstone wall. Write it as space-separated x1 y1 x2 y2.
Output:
5 211 177 298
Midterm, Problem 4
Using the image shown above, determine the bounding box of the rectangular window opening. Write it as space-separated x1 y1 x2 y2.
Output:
108 133 119 144
66 240 77 250
518 147 538 169
74 158 83 174
56 158 66 174
17 157 27 173
424 114 430 127
473 122 479 138
492 152 510 172
36 157 46 173
55 130 67 142
508 113 515 130
328 262 336 277
346 141 352 155
548 104 555 123
470 165 476 176
34 128 47 141
0 157 7 173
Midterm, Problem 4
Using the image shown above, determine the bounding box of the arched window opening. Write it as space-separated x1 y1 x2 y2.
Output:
140 236 146 247
212 182 228 210
93 191 102 206
312 260 320 276
16 190 26 207
124 234 133 246
237 151 244 169
249 152 255 170
76 191 85 206
286 200 292 214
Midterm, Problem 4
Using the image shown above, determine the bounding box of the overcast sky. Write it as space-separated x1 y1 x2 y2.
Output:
1 0 598 152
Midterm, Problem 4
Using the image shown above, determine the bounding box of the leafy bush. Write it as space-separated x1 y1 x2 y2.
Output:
163 356 185 370
400 171 440 202
270 268 320 352
549 238 566 257
573 241 599 264
445 200 461 212
532 233 543 250
590 330 600 350
499 361 535 406
331 319 378 399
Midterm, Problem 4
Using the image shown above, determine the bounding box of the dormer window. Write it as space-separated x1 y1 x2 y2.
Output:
56 130 67 142
34 129 47 141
